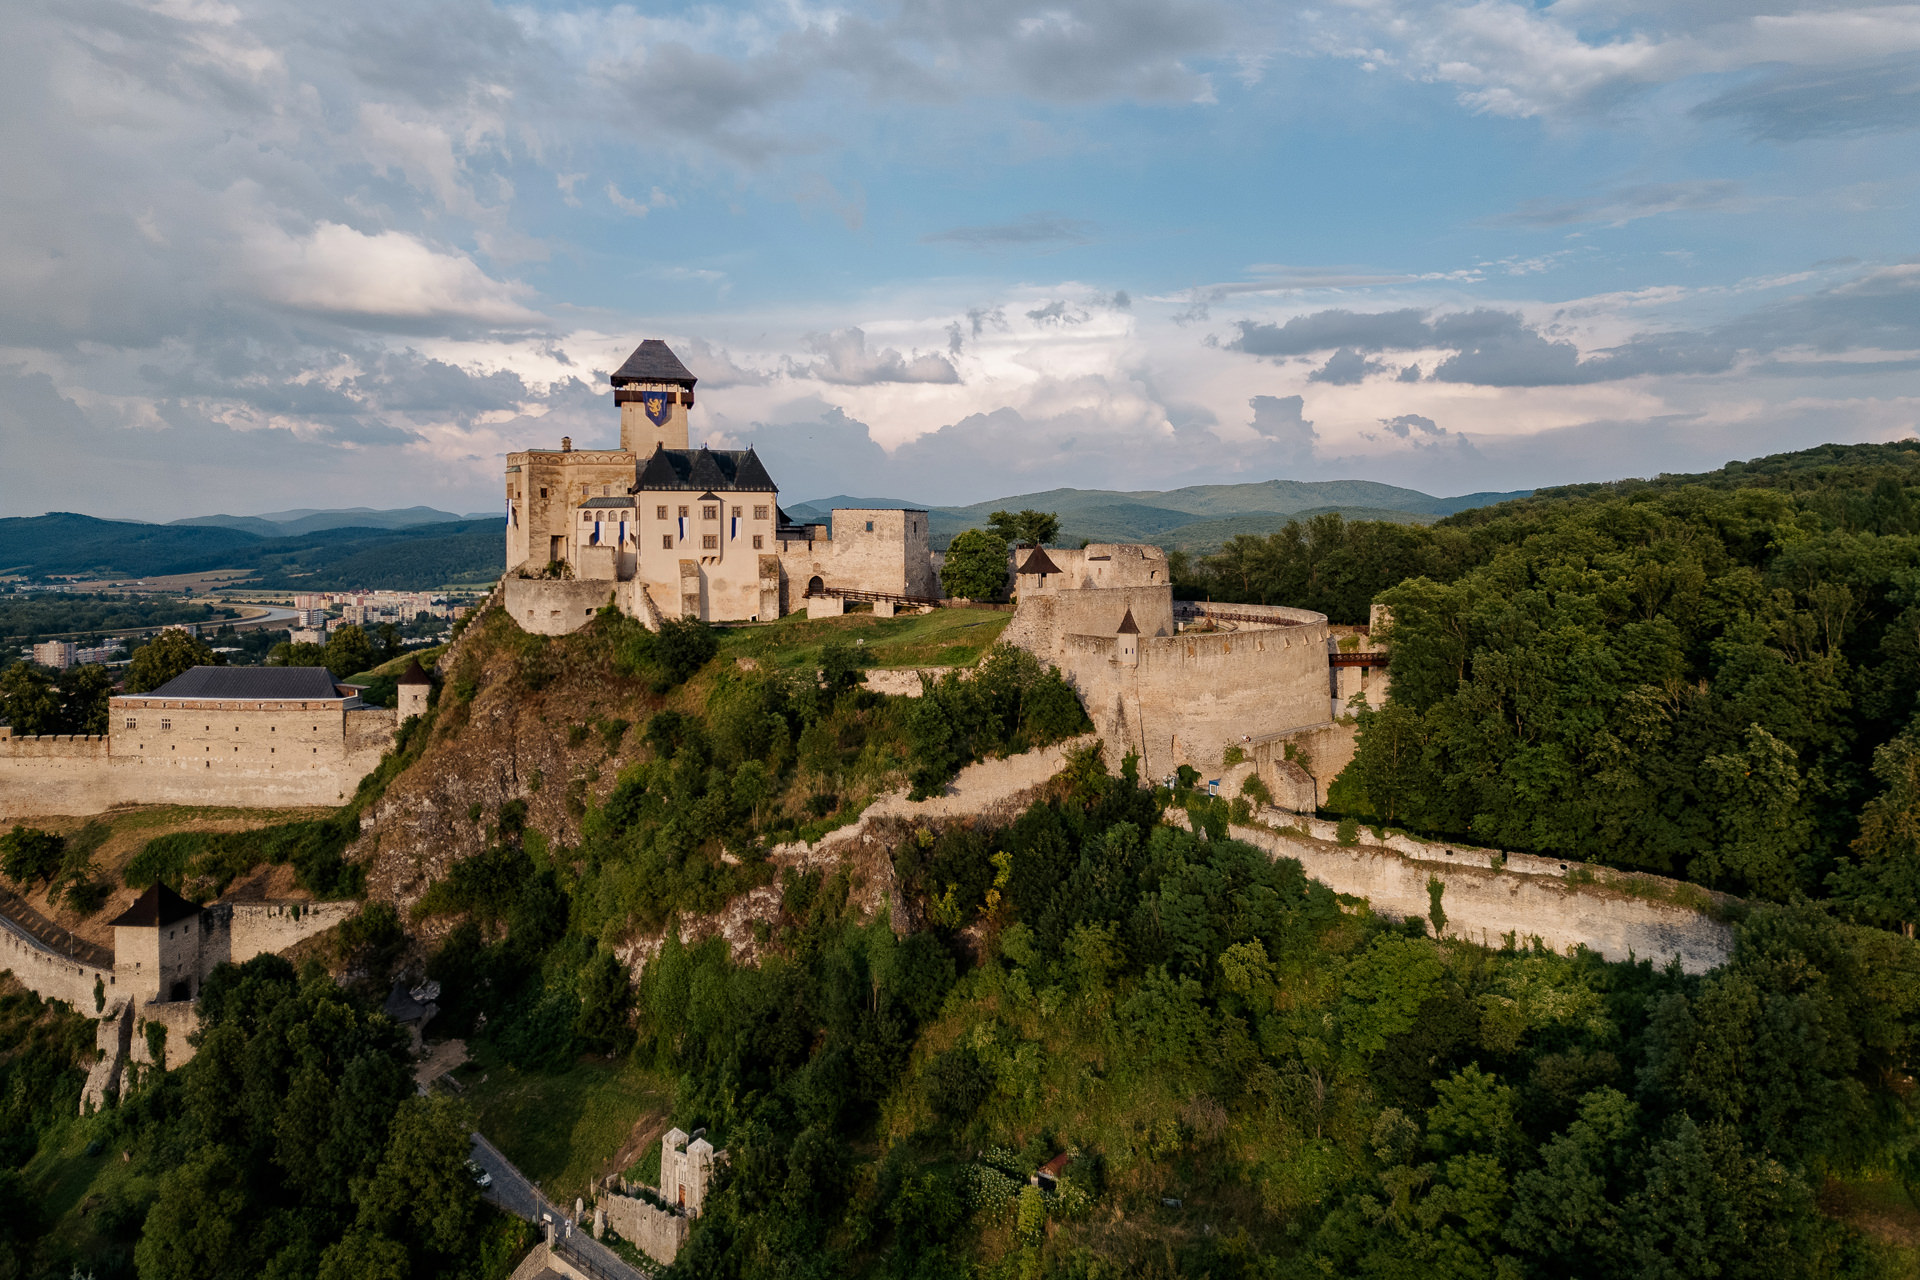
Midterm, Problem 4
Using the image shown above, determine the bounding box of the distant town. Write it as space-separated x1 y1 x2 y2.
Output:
10 587 480 672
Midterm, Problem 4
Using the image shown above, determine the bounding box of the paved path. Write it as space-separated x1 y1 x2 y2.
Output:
468 1132 650 1280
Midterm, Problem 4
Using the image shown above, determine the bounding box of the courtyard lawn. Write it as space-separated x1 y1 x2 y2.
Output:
717 606 1011 674
454 1040 671 1202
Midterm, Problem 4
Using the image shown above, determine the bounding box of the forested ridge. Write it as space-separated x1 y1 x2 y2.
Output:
1179 441 1920 919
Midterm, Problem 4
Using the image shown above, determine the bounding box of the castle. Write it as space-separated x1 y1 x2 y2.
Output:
501 339 937 633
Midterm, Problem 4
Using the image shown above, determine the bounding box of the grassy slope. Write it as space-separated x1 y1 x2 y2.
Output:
454 1040 671 1203
717 608 1013 674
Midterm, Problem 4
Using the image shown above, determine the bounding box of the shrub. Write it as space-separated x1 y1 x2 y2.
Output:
0 827 64 888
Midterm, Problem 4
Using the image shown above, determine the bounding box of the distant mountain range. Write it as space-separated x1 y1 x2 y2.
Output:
170 505 496 537
0 482 1530 587
784 480 1533 550
0 511 503 588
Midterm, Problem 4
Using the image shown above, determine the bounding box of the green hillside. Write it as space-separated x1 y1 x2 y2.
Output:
0 513 503 587
788 479 1526 550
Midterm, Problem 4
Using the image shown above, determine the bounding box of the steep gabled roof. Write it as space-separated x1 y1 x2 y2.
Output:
610 339 697 388
686 448 730 491
630 444 780 493
1017 547 1062 575
108 882 200 928
1116 607 1139 635
731 447 776 492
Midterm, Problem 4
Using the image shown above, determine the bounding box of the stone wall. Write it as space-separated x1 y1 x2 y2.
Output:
133 999 199 1069
1001 585 1177 655
0 917 113 1008
1249 720 1360 807
1204 811 1733 974
1030 601 1330 781
0 693 396 820
502 578 619 636
600 1193 687 1266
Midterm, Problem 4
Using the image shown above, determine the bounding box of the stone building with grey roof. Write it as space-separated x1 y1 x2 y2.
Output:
0 664 401 819
502 338 936 631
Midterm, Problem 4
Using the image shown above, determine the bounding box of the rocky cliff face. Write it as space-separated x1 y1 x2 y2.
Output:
350 614 658 924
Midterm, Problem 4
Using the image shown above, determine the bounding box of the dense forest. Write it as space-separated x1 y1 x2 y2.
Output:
1178 442 1920 919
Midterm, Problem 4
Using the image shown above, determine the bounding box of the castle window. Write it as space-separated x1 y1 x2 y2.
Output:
678 506 689 518
702 505 717 520
754 505 769 520
603 484 610 495
160 719 170 730
540 487 548 498
657 506 668 519
732 505 741 518
702 535 718 550
865 521 874 532
662 535 673 549
753 535 764 549
126 718 136 729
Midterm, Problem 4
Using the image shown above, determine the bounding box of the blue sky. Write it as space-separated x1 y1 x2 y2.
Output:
3 0 1917 518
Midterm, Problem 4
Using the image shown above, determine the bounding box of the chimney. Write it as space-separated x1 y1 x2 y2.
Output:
561 436 572 452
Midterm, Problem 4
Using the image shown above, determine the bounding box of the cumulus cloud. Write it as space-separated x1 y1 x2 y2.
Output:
1219 275 1920 388
1308 348 1389 385
1379 413 1442 438
1246 394 1318 468
1231 309 1434 357
796 328 962 385
241 223 541 329
1327 0 1920 124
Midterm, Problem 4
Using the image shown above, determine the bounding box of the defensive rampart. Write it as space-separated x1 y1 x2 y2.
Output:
502 578 619 636
1190 810 1734 974
600 1193 687 1265
0 708 395 819
0 915 114 1008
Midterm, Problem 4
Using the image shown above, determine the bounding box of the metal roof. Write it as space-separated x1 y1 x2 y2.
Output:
610 339 697 388
632 445 778 493
139 665 350 700
108 882 200 928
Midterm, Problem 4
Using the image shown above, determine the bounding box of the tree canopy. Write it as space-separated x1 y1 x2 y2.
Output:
126 629 220 693
987 509 1061 549
941 528 1010 601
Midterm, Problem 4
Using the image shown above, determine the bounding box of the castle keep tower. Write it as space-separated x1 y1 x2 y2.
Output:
612 339 696 455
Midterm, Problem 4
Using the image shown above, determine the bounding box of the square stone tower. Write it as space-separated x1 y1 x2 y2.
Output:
109 883 204 1004
612 339 696 455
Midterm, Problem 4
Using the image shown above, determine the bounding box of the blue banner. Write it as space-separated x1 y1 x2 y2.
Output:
643 391 672 426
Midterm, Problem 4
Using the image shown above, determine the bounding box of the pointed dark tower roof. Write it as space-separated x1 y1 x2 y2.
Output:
686 447 730 491
610 339 697 388
637 443 683 489
1017 547 1061 575
108 882 200 928
731 447 777 492
1116 607 1139 635
396 657 431 686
